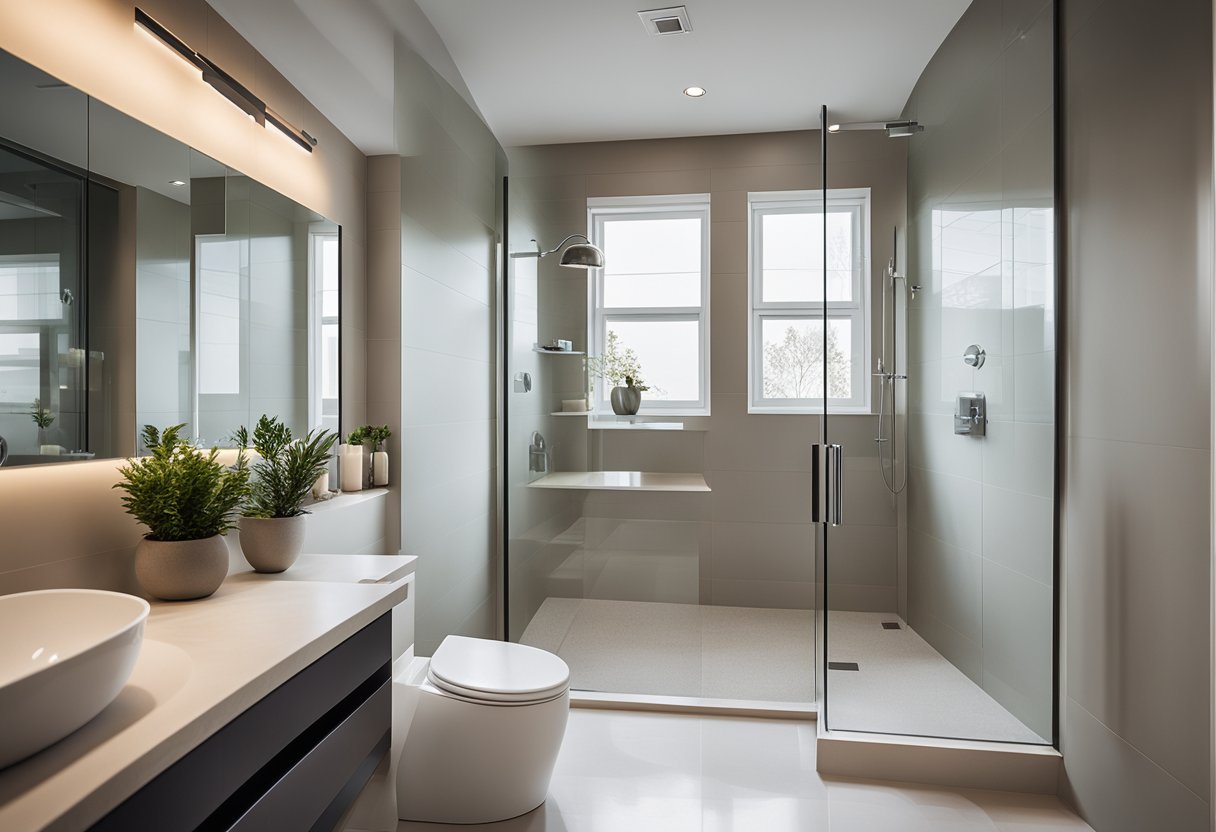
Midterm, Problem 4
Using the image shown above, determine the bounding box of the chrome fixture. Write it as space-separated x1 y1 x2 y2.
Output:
827 120 925 139
954 392 987 437
509 235 606 269
135 8 317 152
513 372 532 393
528 431 549 474
0 435 7 467
963 344 986 368
875 227 909 495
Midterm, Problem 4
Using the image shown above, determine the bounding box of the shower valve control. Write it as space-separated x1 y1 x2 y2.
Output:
954 392 987 437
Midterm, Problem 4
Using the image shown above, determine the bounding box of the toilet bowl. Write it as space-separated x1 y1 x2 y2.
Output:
393 635 570 824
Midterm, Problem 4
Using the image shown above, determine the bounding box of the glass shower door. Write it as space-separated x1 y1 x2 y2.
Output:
820 0 1057 743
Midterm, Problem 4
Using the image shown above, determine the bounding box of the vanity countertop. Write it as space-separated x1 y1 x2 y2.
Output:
0 553 414 832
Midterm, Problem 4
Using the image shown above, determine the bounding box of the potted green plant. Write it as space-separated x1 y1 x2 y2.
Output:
350 424 392 486
586 331 650 415
234 415 338 573
30 398 54 450
113 424 250 600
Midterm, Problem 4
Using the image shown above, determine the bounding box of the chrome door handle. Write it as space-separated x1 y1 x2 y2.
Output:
811 443 844 526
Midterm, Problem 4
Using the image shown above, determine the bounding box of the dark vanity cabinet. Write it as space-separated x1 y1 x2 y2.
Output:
89 614 391 832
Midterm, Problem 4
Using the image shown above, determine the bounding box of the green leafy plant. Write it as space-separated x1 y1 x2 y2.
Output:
586 330 650 391
236 415 338 518
348 424 391 452
30 398 54 429
113 424 250 542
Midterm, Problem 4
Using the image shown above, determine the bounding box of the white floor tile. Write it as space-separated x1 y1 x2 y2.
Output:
349 710 1091 832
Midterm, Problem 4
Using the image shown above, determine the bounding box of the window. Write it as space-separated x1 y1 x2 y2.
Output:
748 189 870 413
588 194 710 414
196 237 242 396
308 228 340 434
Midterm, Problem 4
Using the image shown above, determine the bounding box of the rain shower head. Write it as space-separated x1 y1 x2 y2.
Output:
510 234 606 269
827 120 924 138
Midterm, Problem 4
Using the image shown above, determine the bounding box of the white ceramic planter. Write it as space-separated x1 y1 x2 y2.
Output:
372 451 389 486
134 535 229 601
238 515 307 573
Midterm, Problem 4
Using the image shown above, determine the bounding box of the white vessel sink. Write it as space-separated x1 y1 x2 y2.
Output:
0 589 149 768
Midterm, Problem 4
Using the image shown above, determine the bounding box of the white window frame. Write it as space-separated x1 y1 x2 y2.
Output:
307 225 340 434
748 188 872 414
588 194 711 415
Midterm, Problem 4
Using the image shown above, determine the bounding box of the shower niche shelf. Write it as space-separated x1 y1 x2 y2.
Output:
527 471 711 492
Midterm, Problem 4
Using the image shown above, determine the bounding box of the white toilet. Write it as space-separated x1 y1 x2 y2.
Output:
393 635 570 824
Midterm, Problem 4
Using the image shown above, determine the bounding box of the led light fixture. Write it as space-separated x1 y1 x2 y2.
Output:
135 8 318 152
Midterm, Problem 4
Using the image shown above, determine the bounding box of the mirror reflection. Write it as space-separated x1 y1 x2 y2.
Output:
0 48 340 467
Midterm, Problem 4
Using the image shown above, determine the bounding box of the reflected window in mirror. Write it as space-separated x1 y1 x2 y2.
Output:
0 142 88 463
309 227 339 435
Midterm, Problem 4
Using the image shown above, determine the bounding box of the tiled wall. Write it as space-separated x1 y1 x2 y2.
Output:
1059 0 1212 828
393 43 505 655
901 0 1056 742
0 0 369 592
506 130 907 619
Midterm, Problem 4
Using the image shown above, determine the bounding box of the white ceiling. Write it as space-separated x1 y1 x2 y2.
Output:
415 0 972 147
211 0 972 153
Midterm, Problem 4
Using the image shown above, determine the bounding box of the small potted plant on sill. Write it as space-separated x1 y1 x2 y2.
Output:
30 398 54 451
235 415 338 573
587 331 650 416
350 424 392 487
114 424 250 601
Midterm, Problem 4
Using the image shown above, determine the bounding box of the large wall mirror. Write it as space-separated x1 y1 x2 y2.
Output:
0 48 340 467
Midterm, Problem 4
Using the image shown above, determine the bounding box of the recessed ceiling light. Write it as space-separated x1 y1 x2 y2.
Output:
170 179 186 186
683 86 706 98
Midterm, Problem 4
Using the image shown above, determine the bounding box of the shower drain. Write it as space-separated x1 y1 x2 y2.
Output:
881 621 902 630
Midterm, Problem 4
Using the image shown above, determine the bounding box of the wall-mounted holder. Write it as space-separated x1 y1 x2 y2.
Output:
954 392 986 437
528 431 549 473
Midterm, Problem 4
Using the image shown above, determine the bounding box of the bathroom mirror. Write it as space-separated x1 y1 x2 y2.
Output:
0 48 340 467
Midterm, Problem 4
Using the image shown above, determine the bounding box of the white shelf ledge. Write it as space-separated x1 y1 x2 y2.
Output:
533 347 585 355
527 471 711 492
550 411 590 417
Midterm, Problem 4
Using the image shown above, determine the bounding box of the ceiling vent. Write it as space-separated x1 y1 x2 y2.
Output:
638 6 693 36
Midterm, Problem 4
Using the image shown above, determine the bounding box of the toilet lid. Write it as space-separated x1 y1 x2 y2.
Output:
428 636 570 704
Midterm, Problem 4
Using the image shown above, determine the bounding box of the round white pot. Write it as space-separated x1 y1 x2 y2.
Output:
135 535 229 601
239 515 307 573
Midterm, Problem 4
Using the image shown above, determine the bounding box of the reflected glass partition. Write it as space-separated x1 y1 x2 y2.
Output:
0 144 86 461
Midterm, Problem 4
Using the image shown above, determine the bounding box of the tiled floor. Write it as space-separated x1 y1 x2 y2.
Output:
520 597 815 702
520 600 1045 743
827 612 1046 743
342 709 1092 832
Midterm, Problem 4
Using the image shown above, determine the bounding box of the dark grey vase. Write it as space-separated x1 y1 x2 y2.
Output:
610 385 642 415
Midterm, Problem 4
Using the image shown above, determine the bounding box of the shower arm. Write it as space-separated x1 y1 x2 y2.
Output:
510 234 592 259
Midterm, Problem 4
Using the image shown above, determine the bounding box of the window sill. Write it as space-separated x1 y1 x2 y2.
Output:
746 406 876 416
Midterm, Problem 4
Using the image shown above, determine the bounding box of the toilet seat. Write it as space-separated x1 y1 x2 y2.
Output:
427 635 569 705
